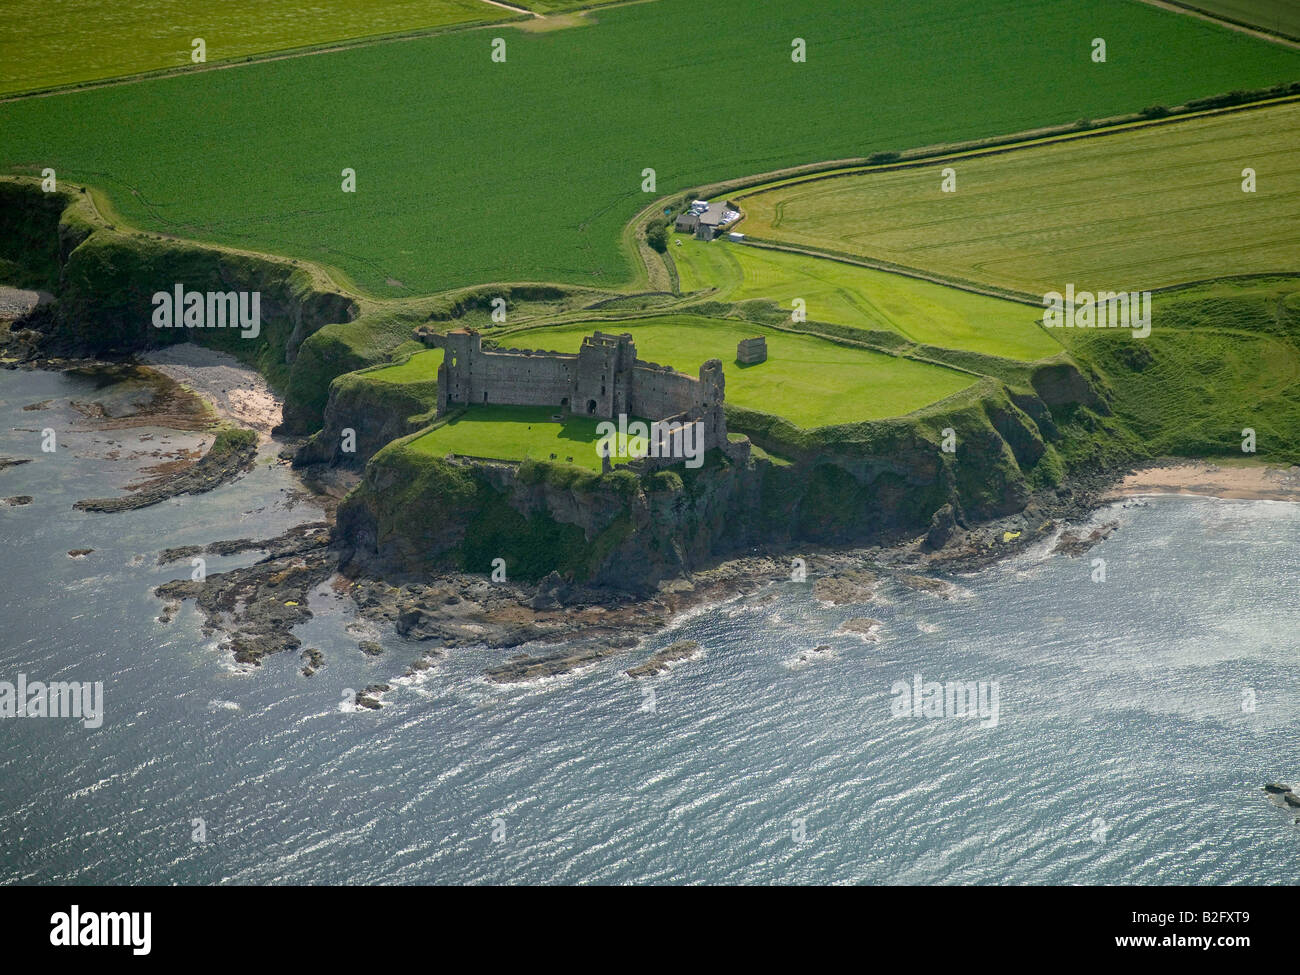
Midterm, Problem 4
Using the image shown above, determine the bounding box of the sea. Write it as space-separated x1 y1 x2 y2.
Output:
1 366 1296 885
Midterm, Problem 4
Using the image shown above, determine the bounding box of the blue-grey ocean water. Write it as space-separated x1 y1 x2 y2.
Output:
1 367 1297 885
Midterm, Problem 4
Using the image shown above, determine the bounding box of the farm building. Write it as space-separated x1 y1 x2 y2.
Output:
677 199 741 240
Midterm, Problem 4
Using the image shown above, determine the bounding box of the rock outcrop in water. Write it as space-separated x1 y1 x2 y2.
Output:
75 427 258 513
155 522 336 666
625 640 701 678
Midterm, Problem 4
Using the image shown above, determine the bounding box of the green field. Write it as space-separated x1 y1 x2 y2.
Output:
409 405 612 469
1158 0 1300 39
672 237 1061 360
738 100 1300 295
509 315 978 427
364 349 444 384
0 1 515 95
1 0 1296 296
1065 278 1300 456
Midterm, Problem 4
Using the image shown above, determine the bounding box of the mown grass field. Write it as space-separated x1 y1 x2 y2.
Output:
511 315 978 427
0 1 516 96
408 405 612 470
363 349 443 384
671 237 1061 360
2 0 1297 296
1159 0 1300 39
738 100 1300 295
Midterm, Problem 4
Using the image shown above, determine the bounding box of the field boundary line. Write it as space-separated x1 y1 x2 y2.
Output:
1131 0 1300 46
731 239 1043 307
729 95 1300 205
0 0 662 101
0 13 530 103
1149 271 1300 294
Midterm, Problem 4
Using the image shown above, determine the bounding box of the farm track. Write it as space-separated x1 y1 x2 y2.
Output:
731 239 1043 307
1135 0 1300 46
479 0 541 16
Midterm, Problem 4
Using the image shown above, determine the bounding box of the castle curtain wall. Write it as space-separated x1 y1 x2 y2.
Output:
461 350 575 408
429 329 729 455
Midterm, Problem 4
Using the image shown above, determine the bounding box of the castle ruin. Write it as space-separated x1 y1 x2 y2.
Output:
736 336 767 364
417 328 733 466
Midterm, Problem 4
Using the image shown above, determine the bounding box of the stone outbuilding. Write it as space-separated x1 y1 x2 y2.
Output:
736 336 768 365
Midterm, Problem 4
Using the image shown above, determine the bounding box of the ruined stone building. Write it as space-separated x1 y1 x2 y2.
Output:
417 328 733 462
736 336 767 364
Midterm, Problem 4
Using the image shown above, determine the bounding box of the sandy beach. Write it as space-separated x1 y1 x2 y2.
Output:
1104 460 1300 502
141 343 281 438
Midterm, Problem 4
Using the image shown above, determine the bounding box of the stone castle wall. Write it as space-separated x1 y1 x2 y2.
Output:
456 347 576 409
418 328 732 465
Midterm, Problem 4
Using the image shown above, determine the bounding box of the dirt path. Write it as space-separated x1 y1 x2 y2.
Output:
1134 0 1299 48
0 0 644 104
479 0 540 15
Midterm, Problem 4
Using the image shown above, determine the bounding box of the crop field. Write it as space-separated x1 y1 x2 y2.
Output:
408 405 612 470
737 101 1300 296
1157 0 1300 39
671 238 1060 361
511 315 978 427
1 0 1297 296
0 1 515 96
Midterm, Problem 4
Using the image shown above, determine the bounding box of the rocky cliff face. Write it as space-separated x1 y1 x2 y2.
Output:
335 372 1100 591
1 179 358 393
294 369 438 469
336 446 771 591
52 230 357 380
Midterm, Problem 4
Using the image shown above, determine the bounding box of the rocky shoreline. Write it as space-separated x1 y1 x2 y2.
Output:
74 426 258 512
155 522 335 666
626 640 702 678
2 357 262 512
3 348 1266 689
144 455 1130 686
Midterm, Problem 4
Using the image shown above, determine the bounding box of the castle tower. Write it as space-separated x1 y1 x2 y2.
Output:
572 331 637 418
432 329 483 415
697 358 727 448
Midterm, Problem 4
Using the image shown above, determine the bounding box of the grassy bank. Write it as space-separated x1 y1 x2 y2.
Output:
408 405 616 471
671 237 1060 360
1067 277 1300 462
